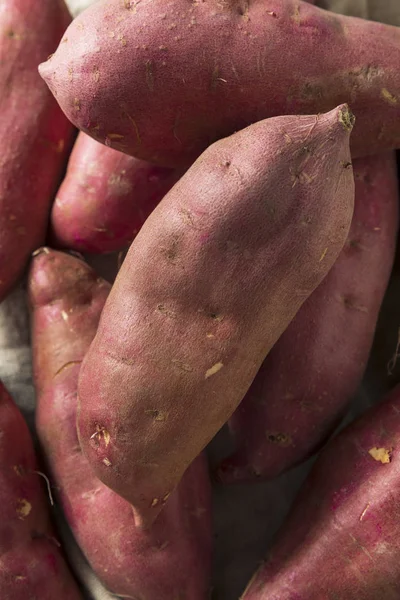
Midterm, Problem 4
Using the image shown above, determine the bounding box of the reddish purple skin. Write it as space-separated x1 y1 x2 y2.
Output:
30 249 213 599
39 0 400 167
242 383 400 600
0 0 74 301
0 381 82 600
76 107 355 528
219 152 399 483
50 132 181 254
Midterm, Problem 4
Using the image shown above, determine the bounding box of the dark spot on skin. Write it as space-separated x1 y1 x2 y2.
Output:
209 311 224 321
341 161 353 170
266 432 292 446
162 239 179 262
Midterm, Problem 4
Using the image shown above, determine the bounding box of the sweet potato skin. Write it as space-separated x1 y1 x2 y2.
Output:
242 383 400 600
218 151 399 483
40 0 400 167
30 249 212 599
50 133 180 253
0 381 82 600
77 106 355 527
0 0 74 301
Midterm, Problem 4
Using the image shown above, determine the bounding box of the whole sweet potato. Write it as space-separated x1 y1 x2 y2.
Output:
218 152 399 483
30 249 212 599
77 105 355 527
0 0 73 301
50 133 180 253
242 382 400 600
39 0 400 167
0 380 82 600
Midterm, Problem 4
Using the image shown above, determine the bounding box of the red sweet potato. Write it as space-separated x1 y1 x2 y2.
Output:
50 132 180 254
241 381 400 600
218 151 399 483
77 105 355 527
39 0 400 167
0 0 74 301
0 380 82 600
30 248 212 599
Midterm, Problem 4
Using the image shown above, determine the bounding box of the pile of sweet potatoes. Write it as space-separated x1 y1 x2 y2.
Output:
1 0 400 598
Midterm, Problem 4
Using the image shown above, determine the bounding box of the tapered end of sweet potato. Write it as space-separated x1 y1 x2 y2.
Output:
29 247 107 308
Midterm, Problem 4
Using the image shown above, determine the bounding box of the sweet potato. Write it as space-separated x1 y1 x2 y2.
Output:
0 380 82 600
50 132 180 253
218 151 399 483
30 248 212 599
77 105 355 527
0 0 73 301
241 382 400 600
39 0 400 167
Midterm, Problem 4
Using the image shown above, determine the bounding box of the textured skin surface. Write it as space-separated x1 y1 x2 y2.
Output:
77 106 355 527
242 383 400 600
30 249 213 599
39 0 400 167
0 381 82 600
218 152 399 483
50 133 181 253
0 0 74 301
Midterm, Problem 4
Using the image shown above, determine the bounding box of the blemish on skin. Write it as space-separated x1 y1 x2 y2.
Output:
145 409 167 421
206 333 215 339
68 67 73 82
151 498 159 507
172 359 193 373
360 503 370 521
292 3 301 24
157 304 176 319
54 360 82 377
266 432 292 446
56 139 65 154
122 111 141 145
341 161 353 169
381 88 398 106
14 576 26 581
368 447 391 464
117 33 127 46
13 465 24 477
90 425 111 447
211 65 222 91
107 133 125 140
16 499 32 520
319 248 328 262
338 106 356 132
77 22 84 31
343 296 368 313
103 458 112 467
9 214 16 221
146 60 155 91
266 10 277 17
6 29 22 40
73 98 81 112
205 362 224 379
61 310 69 322
93 67 100 82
